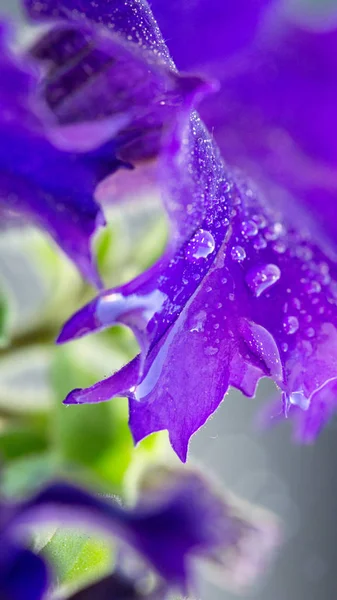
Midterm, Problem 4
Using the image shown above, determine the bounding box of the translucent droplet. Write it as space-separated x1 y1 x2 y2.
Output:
252 214 267 229
189 310 207 333
305 327 315 338
292 297 301 310
204 346 219 356
245 264 281 298
273 241 287 254
186 229 215 261
289 391 310 411
231 245 246 262
283 315 299 335
281 342 289 353
253 235 267 250
305 280 321 294
241 220 258 237
264 222 284 241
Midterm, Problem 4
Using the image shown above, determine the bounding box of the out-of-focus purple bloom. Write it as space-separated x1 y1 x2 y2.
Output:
55 0 337 457
66 571 165 599
0 3 208 286
0 542 49 600
0 468 280 598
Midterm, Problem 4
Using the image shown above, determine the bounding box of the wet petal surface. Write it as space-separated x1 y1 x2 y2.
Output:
54 0 337 454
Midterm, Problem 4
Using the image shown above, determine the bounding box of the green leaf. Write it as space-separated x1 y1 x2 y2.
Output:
1 453 58 498
0 421 48 461
50 339 134 490
0 292 9 348
41 528 113 588
0 346 54 414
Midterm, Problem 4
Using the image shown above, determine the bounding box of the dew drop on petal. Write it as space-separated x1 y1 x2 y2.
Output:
252 214 267 229
242 220 258 237
245 264 281 298
231 245 246 262
186 229 215 261
273 241 287 254
305 327 315 339
289 390 310 411
204 346 219 356
253 235 267 250
283 315 299 335
304 280 321 294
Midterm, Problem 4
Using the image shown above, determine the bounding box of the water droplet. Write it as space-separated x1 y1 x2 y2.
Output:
264 222 284 241
273 240 287 254
281 342 288 352
231 245 246 262
292 298 301 310
305 280 321 294
289 391 310 411
296 246 313 261
305 327 315 338
253 235 267 250
252 214 267 229
204 346 219 356
283 315 299 335
241 220 258 238
245 264 281 298
186 229 215 261
190 310 207 333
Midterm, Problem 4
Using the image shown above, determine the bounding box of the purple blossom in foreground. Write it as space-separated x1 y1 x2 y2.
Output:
0 7 207 286
0 468 279 599
51 0 337 458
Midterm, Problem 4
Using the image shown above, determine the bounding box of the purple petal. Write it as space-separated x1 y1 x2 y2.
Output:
54 0 337 452
159 2 337 255
2 7 209 285
66 572 166 600
146 0 272 70
0 543 49 600
28 22 211 164
0 23 113 287
6 476 266 590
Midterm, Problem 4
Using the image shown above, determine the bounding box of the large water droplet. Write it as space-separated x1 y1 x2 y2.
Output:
186 229 215 261
283 315 299 335
231 245 246 262
289 390 310 411
245 264 281 298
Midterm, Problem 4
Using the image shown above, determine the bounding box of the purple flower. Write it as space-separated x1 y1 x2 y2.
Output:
65 571 164 600
0 4 207 286
0 467 279 598
54 0 337 458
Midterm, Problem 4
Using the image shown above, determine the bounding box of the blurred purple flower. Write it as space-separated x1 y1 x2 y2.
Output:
0 5 206 286
0 467 279 598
